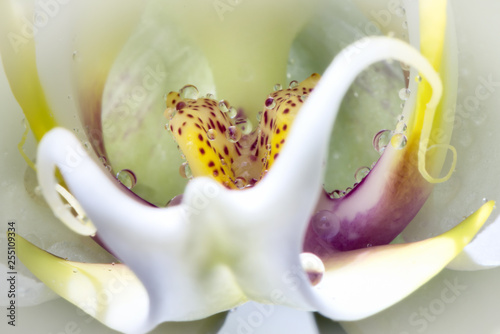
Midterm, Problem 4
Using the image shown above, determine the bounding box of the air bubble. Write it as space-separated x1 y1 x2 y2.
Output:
354 166 371 182
398 88 411 101
179 85 199 100
206 129 217 140
372 129 393 154
116 169 137 189
179 162 192 179
226 126 242 143
300 252 325 286
391 133 408 150
219 100 230 113
265 97 276 109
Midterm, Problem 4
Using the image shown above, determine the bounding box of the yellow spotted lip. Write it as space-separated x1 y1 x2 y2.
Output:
166 74 320 189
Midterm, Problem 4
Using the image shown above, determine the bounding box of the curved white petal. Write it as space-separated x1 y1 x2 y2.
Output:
403 0 500 270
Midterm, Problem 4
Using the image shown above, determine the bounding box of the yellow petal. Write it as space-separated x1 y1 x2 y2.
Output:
15 234 151 332
0 1 57 141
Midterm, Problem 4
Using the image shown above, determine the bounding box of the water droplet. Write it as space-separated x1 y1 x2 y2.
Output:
391 133 407 150
206 129 217 140
353 91 359 98
219 100 230 113
288 80 299 89
329 190 343 199
372 129 393 154
234 177 247 189
311 210 341 242
236 118 253 135
400 62 410 71
226 126 242 143
220 158 227 166
402 21 408 29
179 85 199 100
164 107 176 120
179 162 192 179
395 120 407 133
72 269 78 274
415 75 422 83
116 169 137 189
256 111 262 122
273 83 282 91
163 93 168 102
483 197 489 203
300 95 308 102
345 187 353 194
300 252 325 286
266 143 272 151
227 107 238 119
354 166 371 182
206 93 215 99
72 51 77 60
265 97 276 109
398 88 411 101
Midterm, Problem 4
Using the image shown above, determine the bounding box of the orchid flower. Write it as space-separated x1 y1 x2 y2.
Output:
1 1 499 334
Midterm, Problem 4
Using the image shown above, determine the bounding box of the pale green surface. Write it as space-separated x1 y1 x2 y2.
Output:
280 0 404 191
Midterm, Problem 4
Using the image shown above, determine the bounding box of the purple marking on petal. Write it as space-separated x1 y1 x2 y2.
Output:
303 142 432 259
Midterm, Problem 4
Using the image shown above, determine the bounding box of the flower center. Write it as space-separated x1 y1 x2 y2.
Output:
165 74 320 189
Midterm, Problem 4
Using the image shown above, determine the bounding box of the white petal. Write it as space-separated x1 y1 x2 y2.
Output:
341 267 500 334
403 0 500 270
219 302 319 334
